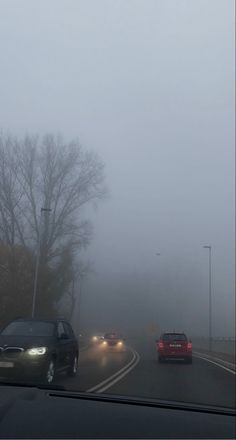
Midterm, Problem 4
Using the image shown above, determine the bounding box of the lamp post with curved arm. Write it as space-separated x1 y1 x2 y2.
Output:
32 207 51 318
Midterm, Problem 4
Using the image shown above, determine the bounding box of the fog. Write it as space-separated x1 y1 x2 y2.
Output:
0 0 235 337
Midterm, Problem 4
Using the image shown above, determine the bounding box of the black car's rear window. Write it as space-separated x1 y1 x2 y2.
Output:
162 333 187 341
1 321 55 337
104 333 118 339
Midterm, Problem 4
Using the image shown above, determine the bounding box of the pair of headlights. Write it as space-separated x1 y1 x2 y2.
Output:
27 347 47 355
102 341 123 346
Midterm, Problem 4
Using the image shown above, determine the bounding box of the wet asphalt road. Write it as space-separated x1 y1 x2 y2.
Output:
56 338 236 409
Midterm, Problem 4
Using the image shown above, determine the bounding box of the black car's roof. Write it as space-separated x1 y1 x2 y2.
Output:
104 333 122 338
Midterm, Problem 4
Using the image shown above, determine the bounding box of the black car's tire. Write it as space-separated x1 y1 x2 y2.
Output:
44 358 56 385
158 356 163 363
185 357 192 364
68 355 78 377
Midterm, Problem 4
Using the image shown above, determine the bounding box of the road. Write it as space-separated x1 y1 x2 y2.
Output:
55 338 236 409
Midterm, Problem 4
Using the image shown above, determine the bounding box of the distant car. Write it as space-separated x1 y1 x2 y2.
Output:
0 318 79 384
157 332 192 363
102 333 125 350
91 334 104 344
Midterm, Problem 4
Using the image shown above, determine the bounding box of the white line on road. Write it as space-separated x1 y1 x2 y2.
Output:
97 350 140 393
194 352 236 375
194 351 235 369
87 348 140 393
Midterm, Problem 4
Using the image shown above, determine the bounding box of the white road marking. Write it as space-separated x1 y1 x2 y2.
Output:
194 352 236 375
97 350 140 393
87 348 140 393
194 351 235 369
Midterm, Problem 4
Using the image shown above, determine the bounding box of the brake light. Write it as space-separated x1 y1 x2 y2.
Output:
187 342 192 349
158 341 164 349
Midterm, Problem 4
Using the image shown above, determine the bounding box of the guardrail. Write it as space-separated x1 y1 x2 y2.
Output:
194 336 236 342
192 337 235 356
192 336 235 340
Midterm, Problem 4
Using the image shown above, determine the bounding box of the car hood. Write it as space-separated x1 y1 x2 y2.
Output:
0 335 55 349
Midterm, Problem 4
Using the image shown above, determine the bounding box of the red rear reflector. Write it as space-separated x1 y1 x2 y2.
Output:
187 342 192 349
158 341 164 349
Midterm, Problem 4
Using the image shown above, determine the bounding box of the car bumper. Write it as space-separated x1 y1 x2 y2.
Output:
0 356 50 381
158 350 192 359
102 343 124 349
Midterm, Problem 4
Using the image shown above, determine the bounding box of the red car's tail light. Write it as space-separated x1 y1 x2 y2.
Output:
187 342 192 349
158 341 164 349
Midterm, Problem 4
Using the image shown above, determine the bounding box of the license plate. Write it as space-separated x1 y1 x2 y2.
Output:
170 344 181 348
0 361 14 368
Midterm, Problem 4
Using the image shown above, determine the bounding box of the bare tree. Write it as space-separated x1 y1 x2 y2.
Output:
0 133 105 256
0 132 106 317
0 243 34 325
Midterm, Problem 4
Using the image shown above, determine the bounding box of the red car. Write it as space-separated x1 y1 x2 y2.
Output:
157 332 192 363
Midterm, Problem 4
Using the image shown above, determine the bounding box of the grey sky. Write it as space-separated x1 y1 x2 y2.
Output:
0 0 235 336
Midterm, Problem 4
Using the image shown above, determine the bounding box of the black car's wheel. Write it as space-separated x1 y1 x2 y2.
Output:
186 357 192 364
158 356 163 363
68 355 78 377
45 359 56 384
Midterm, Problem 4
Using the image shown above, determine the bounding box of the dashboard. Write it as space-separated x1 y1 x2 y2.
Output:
0 384 235 438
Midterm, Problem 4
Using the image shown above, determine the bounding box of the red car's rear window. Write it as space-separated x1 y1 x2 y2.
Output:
162 333 187 341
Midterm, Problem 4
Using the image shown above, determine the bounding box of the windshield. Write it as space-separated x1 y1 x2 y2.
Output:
1 321 55 337
0 0 235 412
104 334 119 339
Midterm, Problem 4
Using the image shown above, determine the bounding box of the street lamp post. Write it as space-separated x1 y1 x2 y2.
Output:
32 207 51 318
203 245 212 352
153 252 161 336
76 275 83 337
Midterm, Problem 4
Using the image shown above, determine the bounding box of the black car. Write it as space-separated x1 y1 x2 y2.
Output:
0 318 79 385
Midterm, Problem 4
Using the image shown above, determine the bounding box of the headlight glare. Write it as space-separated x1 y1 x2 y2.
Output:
27 347 47 356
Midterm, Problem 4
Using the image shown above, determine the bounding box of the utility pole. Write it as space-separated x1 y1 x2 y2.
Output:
203 245 212 352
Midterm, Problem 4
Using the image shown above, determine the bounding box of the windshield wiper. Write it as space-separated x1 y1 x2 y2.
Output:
48 390 236 416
